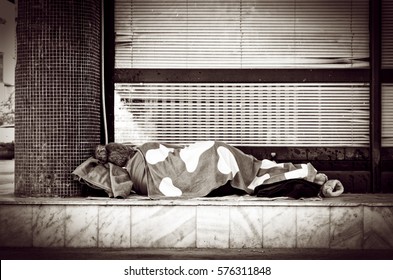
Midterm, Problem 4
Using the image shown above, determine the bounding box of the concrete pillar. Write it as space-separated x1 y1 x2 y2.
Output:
14 0 102 196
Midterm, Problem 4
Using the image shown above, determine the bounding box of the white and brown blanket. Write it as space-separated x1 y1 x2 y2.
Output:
73 141 344 199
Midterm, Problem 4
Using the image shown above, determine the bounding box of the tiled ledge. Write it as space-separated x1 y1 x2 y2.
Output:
0 194 393 250
1 193 393 206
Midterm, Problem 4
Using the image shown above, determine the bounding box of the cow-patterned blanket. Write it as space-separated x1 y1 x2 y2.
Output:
73 141 344 199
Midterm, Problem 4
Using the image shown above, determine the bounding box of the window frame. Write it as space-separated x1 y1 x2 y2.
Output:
103 0 392 193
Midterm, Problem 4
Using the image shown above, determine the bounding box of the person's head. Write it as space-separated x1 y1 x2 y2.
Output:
95 144 108 163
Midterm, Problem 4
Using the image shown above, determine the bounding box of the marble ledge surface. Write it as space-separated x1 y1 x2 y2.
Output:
1 193 393 207
1 203 393 249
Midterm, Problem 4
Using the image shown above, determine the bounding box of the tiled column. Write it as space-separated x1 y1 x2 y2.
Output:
14 0 101 196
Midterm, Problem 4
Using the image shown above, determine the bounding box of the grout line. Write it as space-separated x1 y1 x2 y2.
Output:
97 206 100 248
227 206 230 249
261 206 264 249
295 206 298 249
195 206 198 248
130 206 132 248
361 205 365 249
30 205 34 248
328 206 332 249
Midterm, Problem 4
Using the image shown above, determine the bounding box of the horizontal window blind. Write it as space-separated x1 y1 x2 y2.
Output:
115 83 369 147
383 0 393 68
382 84 393 147
115 0 369 69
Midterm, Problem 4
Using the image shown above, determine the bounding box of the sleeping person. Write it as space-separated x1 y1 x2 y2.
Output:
72 141 344 199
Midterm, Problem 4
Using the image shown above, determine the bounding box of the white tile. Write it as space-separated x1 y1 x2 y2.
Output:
330 206 363 249
230 207 262 248
0 205 32 247
132 206 196 248
32 205 65 247
197 206 229 248
65 206 98 247
263 207 296 248
297 207 329 248
364 207 393 249
98 206 131 248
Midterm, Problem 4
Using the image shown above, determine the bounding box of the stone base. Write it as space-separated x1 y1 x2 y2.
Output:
0 194 393 249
